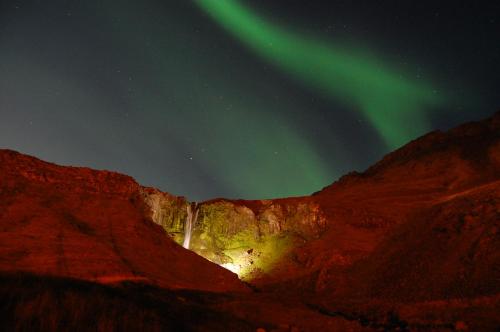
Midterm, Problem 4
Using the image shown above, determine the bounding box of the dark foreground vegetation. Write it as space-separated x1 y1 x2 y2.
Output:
0 272 257 332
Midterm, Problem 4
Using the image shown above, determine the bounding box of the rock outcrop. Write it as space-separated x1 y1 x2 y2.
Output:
143 193 327 280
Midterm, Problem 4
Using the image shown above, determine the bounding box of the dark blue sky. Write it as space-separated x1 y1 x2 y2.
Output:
0 0 498 200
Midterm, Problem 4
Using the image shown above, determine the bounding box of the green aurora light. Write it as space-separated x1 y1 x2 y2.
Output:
195 0 447 149
102 1 334 199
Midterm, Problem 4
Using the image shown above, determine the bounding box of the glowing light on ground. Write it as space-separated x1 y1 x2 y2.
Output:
220 263 242 275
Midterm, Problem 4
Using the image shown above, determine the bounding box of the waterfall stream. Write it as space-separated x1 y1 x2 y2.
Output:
182 203 198 249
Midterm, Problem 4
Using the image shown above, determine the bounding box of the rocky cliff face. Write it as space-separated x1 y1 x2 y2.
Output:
143 193 327 280
140 187 189 244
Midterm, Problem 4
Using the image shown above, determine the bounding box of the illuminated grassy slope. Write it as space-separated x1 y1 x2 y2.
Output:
195 0 446 149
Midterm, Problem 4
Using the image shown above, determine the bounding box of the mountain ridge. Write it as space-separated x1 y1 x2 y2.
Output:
0 110 499 330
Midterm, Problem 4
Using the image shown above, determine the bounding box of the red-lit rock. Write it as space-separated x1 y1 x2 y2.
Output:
0 149 247 293
0 111 499 330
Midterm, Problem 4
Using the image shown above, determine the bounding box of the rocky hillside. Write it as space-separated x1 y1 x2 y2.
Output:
142 111 500 330
311 110 500 300
0 149 246 292
0 111 498 331
147 112 499 297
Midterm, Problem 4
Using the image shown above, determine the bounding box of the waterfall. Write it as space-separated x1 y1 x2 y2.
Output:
182 202 198 249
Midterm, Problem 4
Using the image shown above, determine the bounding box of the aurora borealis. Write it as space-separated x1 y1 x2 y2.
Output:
195 0 444 148
0 0 498 200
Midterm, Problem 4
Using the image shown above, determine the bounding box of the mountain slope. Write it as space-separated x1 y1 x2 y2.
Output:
310 110 500 301
0 149 247 292
186 112 500 300
0 111 498 330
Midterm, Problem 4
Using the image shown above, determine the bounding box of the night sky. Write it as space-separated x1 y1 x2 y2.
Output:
0 0 498 201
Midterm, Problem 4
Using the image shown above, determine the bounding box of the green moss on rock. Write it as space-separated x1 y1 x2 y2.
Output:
142 191 326 280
